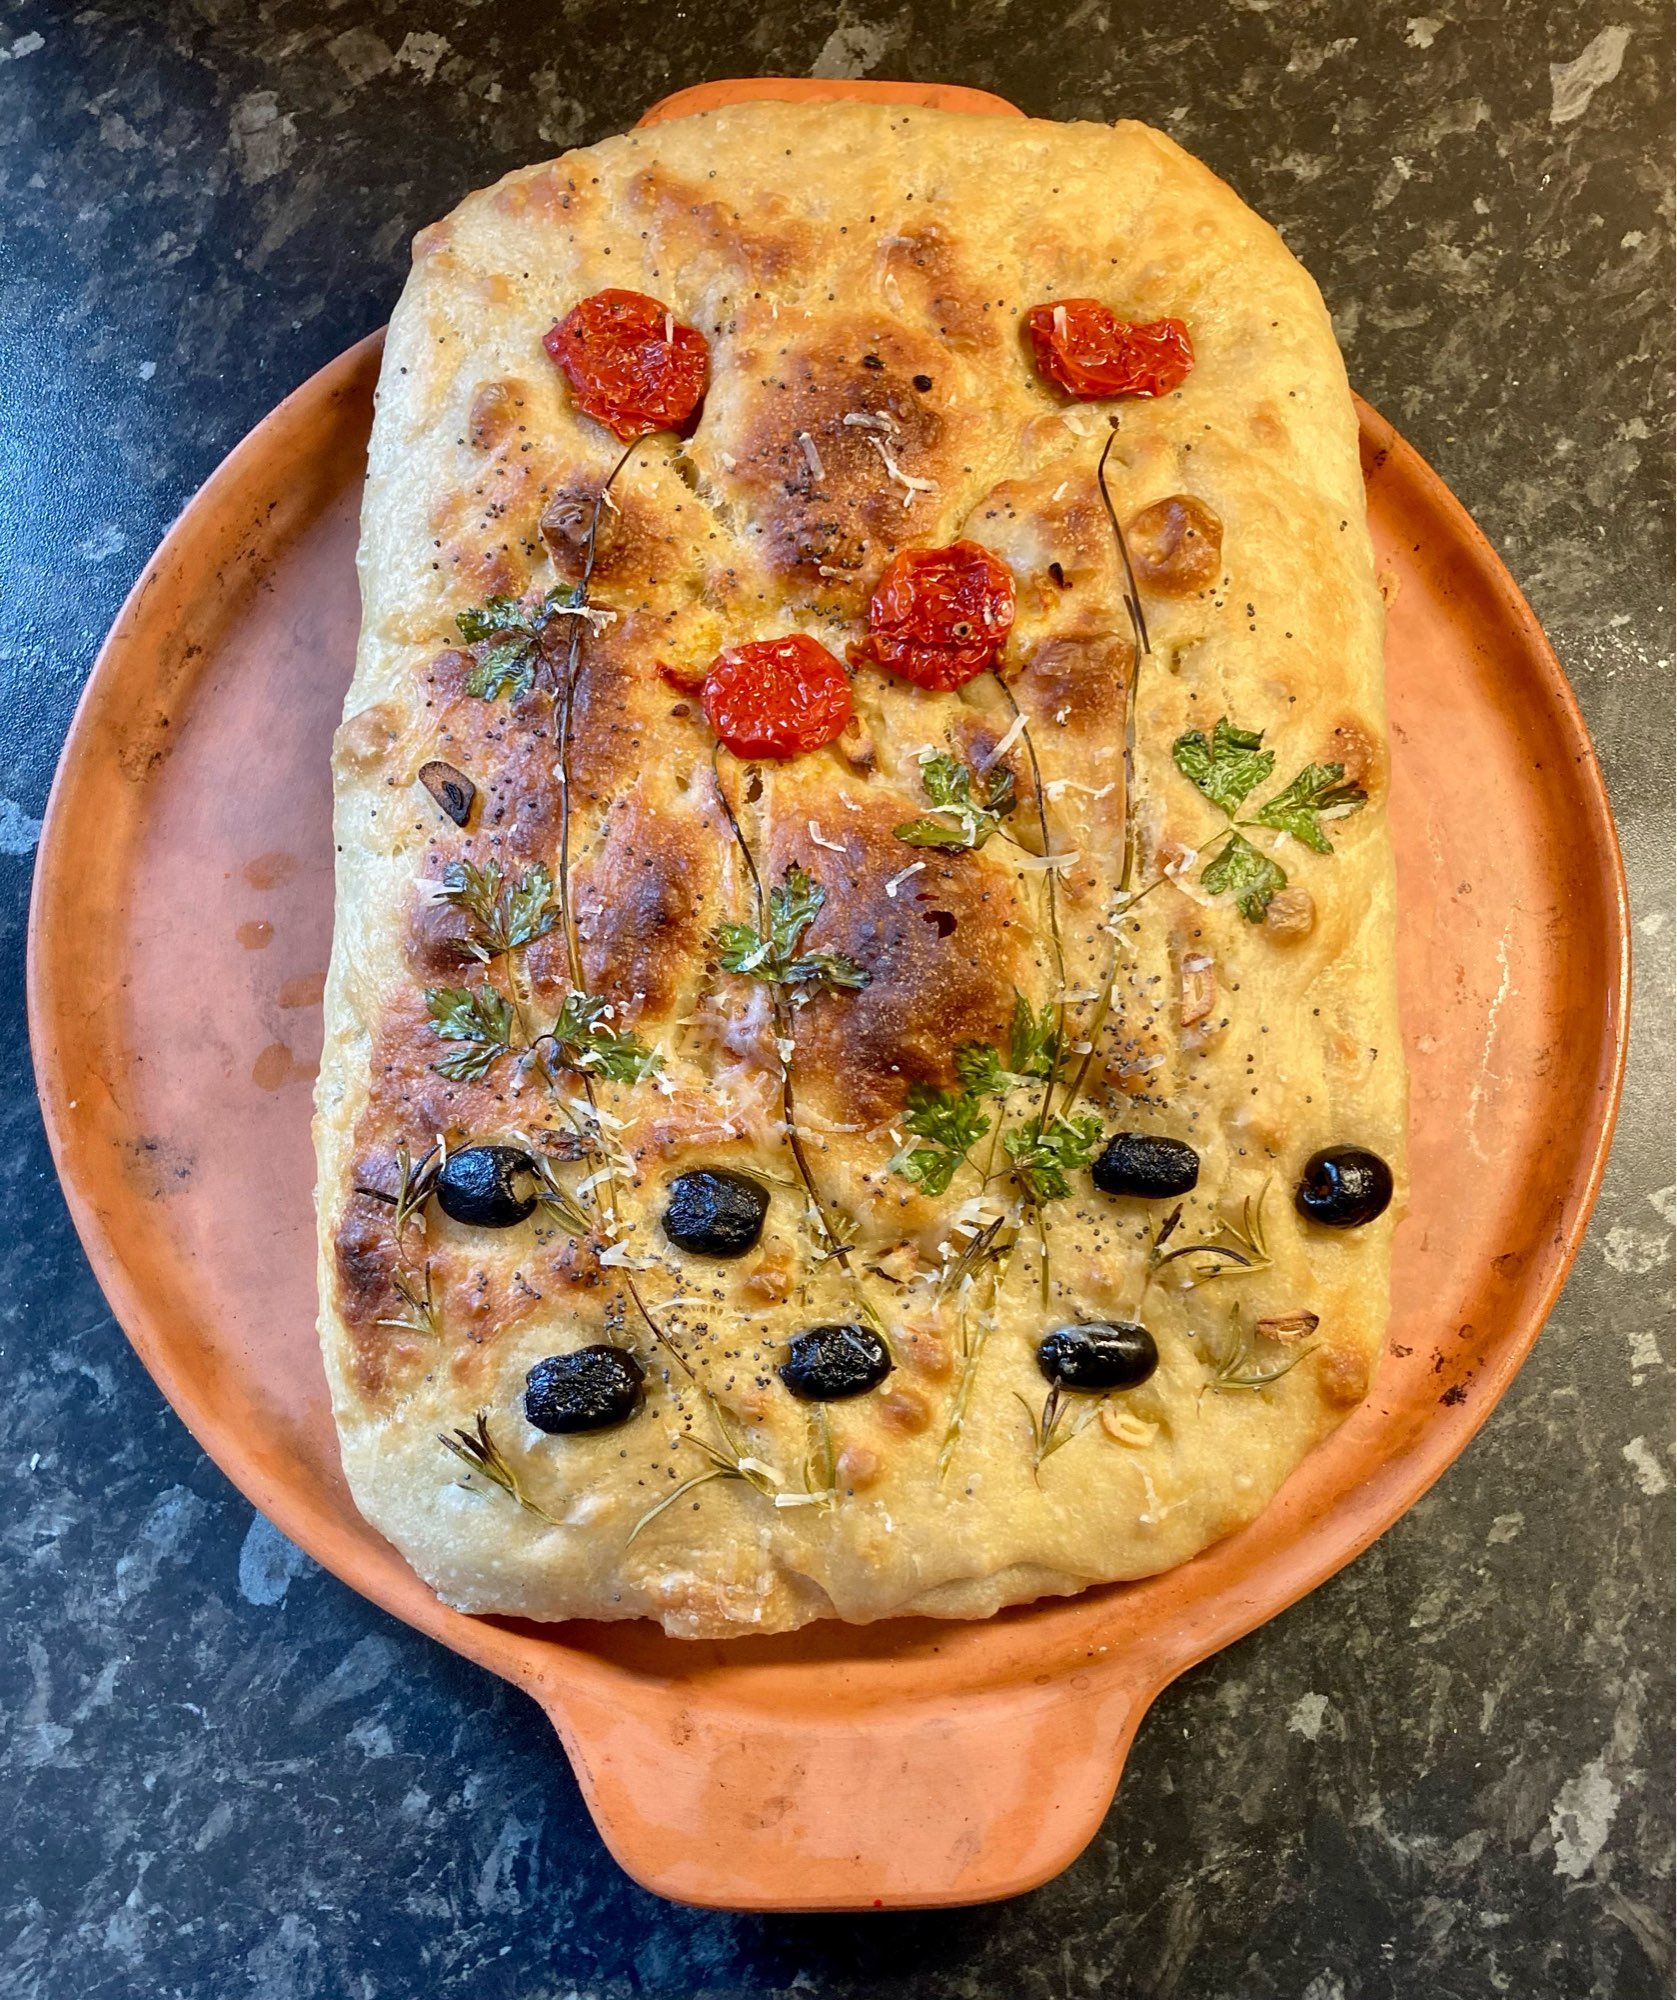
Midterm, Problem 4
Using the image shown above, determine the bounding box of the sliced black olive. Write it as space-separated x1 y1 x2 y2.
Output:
1092 1132 1200 1200
418 758 476 828
435 1145 539 1228
1037 1321 1159 1392
524 1346 645 1434
1294 1146 1393 1228
778 1324 893 1401
662 1168 769 1257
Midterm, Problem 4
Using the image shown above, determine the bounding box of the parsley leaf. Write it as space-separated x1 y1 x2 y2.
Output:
458 586 587 702
714 862 870 994
893 1084 992 1196
436 859 558 963
1003 1111 1103 1205
1007 992 1060 1081
954 1042 1007 1095
1172 718 1275 817
548 992 661 1084
1171 717 1370 923
1201 833 1287 921
894 752 1017 851
425 985 518 1081
1247 762 1367 855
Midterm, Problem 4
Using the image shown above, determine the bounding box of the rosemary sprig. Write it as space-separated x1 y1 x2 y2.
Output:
440 1413 561 1526
625 1395 831 1547
937 1227 1017 1479
1014 1382 1102 1474
1150 1183 1274 1287
376 1263 437 1337
1203 1305 1314 1392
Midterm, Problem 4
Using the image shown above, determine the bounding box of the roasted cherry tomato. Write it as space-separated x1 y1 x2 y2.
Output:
1025 299 1194 401
701 635 853 760
543 288 708 442
867 541 1016 691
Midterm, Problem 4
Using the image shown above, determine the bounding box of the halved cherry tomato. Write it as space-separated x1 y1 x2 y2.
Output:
544 288 709 441
701 636 853 760
1025 300 1194 401
867 541 1016 691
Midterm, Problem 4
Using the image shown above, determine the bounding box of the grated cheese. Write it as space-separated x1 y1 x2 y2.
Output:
807 818 848 854
597 1241 657 1269
979 712 1026 767
1044 778 1116 801
1010 849 1081 872
862 433 938 508
884 860 926 898
796 431 825 481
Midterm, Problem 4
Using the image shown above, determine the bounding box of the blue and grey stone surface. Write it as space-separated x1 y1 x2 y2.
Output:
1 2 1671 1994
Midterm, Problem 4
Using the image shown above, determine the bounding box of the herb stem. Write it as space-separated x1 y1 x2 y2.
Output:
710 751 884 1338
555 436 641 991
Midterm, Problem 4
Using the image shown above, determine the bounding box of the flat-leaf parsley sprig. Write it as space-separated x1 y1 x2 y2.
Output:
1171 717 1366 922
894 751 1017 852
424 983 660 1087
713 861 870 996
434 858 559 963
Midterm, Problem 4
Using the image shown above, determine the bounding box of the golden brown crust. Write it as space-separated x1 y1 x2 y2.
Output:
314 103 1405 1638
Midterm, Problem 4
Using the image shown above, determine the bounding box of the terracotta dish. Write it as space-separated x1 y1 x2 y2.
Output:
28 79 1628 1910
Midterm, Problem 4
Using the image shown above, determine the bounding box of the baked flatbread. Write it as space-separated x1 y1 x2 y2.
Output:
314 103 1405 1637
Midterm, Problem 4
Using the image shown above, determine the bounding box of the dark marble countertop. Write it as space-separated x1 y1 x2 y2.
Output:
2 3 1671 1994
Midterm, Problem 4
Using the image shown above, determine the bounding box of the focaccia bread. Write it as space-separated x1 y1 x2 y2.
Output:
313 103 1406 1638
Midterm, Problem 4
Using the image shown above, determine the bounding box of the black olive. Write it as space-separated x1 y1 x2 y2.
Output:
662 1168 769 1257
1092 1132 1200 1200
1036 1321 1159 1392
778 1324 893 1401
435 1145 539 1228
1294 1146 1393 1228
524 1346 645 1434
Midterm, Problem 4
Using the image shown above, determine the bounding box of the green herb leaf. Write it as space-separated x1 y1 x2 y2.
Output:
1008 992 1060 1080
954 1041 1008 1095
458 587 587 703
548 992 661 1084
436 859 558 963
1003 1111 1103 1204
1247 761 1367 855
714 863 870 995
893 1083 991 1196
1172 717 1275 817
425 984 518 1080
1201 832 1287 923
464 634 539 702
894 752 1017 852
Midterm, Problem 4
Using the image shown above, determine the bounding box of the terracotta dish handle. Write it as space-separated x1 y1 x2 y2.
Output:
527 1639 1158 1909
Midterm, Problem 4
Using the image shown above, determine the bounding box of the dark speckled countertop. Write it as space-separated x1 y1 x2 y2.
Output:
2 3 1672 1994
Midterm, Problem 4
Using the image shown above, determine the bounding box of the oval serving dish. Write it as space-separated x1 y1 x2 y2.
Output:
28 77 1627 1910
